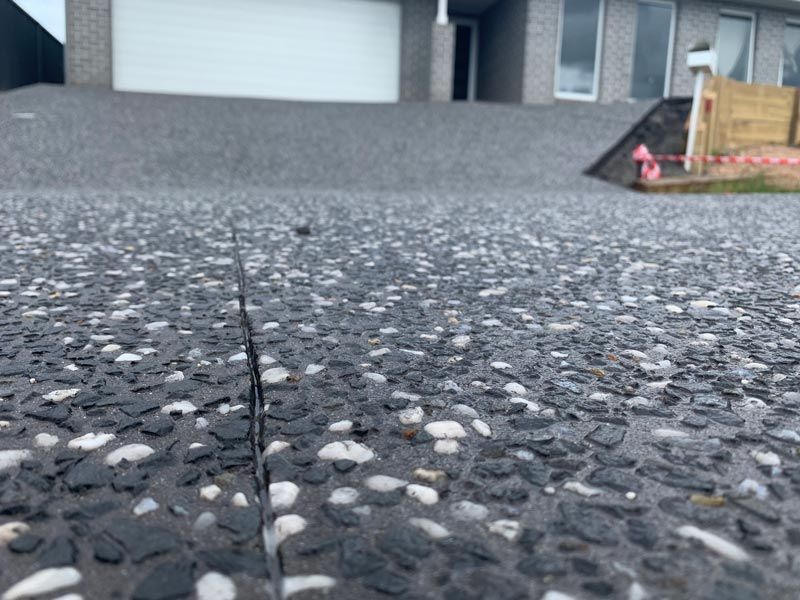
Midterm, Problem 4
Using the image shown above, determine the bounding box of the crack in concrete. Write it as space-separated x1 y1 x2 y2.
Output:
231 225 284 600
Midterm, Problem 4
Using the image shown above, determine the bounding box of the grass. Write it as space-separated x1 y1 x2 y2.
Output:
705 173 796 194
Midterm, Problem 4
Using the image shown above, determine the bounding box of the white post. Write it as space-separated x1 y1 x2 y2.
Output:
436 0 449 25
685 70 705 172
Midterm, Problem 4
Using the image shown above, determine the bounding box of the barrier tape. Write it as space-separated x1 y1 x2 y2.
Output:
651 154 800 166
631 144 800 181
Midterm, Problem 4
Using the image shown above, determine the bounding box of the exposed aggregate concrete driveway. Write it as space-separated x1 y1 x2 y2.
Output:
0 85 799 600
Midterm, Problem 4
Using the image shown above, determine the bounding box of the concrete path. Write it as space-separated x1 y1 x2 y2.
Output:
0 86 798 600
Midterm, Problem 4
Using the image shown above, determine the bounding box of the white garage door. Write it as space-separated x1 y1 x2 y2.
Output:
112 0 401 102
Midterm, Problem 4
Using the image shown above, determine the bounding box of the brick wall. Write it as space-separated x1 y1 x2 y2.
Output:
400 0 436 101
522 0 561 103
477 0 527 102
65 0 112 86
753 9 784 85
599 0 637 102
429 23 455 101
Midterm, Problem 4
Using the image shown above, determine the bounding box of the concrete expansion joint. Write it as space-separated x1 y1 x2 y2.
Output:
231 224 285 600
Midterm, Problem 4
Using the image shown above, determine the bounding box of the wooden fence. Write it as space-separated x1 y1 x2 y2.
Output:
692 76 799 166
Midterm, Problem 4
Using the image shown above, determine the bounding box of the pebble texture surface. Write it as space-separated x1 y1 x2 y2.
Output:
0 87 799 599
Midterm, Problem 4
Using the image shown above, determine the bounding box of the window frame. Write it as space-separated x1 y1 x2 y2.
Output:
553 0 606 101
779 18 800 86
716 9 757 83
629 0 677 99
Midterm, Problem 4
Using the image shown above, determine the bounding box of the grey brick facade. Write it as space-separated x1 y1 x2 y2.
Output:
400 0 436 101
598 0 637 102
429 23 456 101
521 0 561 103
65 0 800 104
65 0 112 86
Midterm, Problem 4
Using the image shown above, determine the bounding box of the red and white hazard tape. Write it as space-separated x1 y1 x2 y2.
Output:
631 144 800 181
651 153 800 166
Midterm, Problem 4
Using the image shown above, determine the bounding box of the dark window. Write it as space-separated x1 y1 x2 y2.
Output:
452 24 472 101
630 1 673 99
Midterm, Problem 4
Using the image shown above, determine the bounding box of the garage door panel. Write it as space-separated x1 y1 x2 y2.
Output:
112 0 401 102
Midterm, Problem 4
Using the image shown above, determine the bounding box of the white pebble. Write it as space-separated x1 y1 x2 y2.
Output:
42 389 81 402
161 401 197 415
451 335 471 348
433 439 460 454
200 484 222 501
488 519 520 541
510 397 540 412
391 391 421 402
270 481 300 510
675 525 749 561
409 517 450 539
328 487 359 504
365 475 407 492
115 353 142 362
541 592 577 600
362 372 387 384
282 575 336 598
652 428 689 438
34 433 59 449
503 382 527 396
0 450 32 472
317 441 374 463
132 497 159 516
68 432 116 451
100 344 121 353
105 444 154 466
195 417 209 429
752 450 781 466
0 522 30 545
196 572 236 600
398 406 424 424
305 364 325 375
264 441 290 456
451 500 489 521
405 484 439 505
145 321 169 331
424 421 466 439
262 367 289 384
563 481 602 497
328 420 353 433
452 404 478 419
232 492 250 507
275 514 307 545
491 361 512 370
471 419 491 437
548 323 578 332
164 371 184 382
626 491 637 501
3 567 82 600
228 352 247 363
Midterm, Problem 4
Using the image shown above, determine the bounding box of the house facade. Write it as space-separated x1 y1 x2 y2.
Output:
66 0 800 103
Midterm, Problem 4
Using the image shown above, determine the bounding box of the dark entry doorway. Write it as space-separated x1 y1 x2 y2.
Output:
452 19 478 101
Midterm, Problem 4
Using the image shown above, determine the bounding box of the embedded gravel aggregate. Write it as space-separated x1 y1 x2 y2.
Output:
1 86 800 600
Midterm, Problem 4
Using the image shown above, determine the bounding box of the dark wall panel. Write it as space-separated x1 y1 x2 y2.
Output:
0 0 64 91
